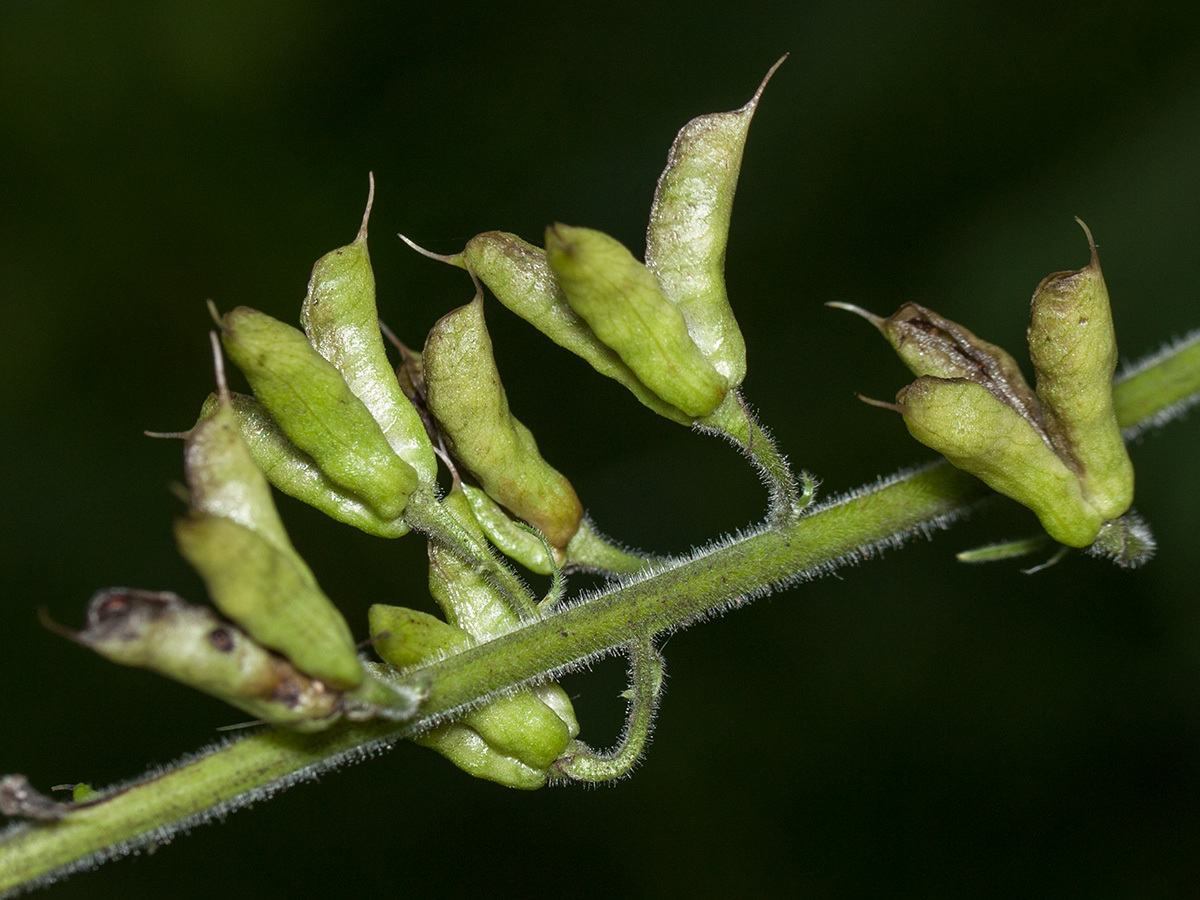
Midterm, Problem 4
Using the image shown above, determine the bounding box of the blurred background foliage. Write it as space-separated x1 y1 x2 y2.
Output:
3 1 1200 897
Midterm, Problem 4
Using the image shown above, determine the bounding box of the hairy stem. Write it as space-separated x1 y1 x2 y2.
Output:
2 331 1197 897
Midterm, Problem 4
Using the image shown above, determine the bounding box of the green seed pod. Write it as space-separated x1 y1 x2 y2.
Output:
423 293 583 549
413 724 548 791
428 484 528 637
186 365 308 570
199 393 410 538
300 176 438 488
70 589 344 732
896 377 1104 547
831 301 1044 430
451 231 692 424
175 513 363 689
644 56 785 387
461 483 555 576
545 223 727 418
368 604 577 786
1027 221 1134 521
218 305 417 520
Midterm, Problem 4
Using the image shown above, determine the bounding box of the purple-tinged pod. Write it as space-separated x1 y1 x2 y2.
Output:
831 300 1044 431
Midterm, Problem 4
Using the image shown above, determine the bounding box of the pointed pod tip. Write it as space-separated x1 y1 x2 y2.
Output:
208 331 231 406
743 54 788 111
826 301 884 327
1073 216 1099 265
38 606 81 644
356 172 375 244
398 233 462 267
856 393 903 414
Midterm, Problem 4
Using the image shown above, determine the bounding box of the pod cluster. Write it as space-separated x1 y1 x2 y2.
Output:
369 485 580 789
838 222 1151 567
67 357 424 730
433 59 785 425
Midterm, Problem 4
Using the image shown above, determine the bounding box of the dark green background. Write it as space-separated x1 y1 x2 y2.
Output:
3 2 1200 897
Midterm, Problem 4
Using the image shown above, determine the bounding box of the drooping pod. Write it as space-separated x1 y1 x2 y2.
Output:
66 589 345 732
449 231 692 424
368 604 578 789
644 55 786 387
1027 220 1133 522
422 291 583 549
299 175 438 488
460 482 555 576
175 513 363 689
178 347 364 689
198 392 410 538
545 223 728 418
185 350 301 563
217 304 417 520
890 377 1105 547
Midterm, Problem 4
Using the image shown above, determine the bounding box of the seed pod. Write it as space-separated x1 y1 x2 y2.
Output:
831 301 1043 430
186 370 307 569
423 293 583 549
545 223 727 418
199 393 410 538
300 176 438 487
454 231 692 424
175 514 363 689
369 604 576 784
69 589 344 732
218 305 417 520
461 483 555 576
896 377 1105 547
644 56 785 387
1027 221 1133 521
427 484 529 636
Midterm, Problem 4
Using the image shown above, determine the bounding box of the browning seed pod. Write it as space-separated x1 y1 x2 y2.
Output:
218 305 417 520
545 223 727 418
73 589 344 732
1027 222 1134 521
457 231 692 424
423 294 583 549
833 301 1044 431
300 178 438 487
644 57 786 387
175 513 363 689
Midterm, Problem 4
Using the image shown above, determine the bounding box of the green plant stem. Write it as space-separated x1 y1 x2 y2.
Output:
553 639 665 782
2 332 1197 897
